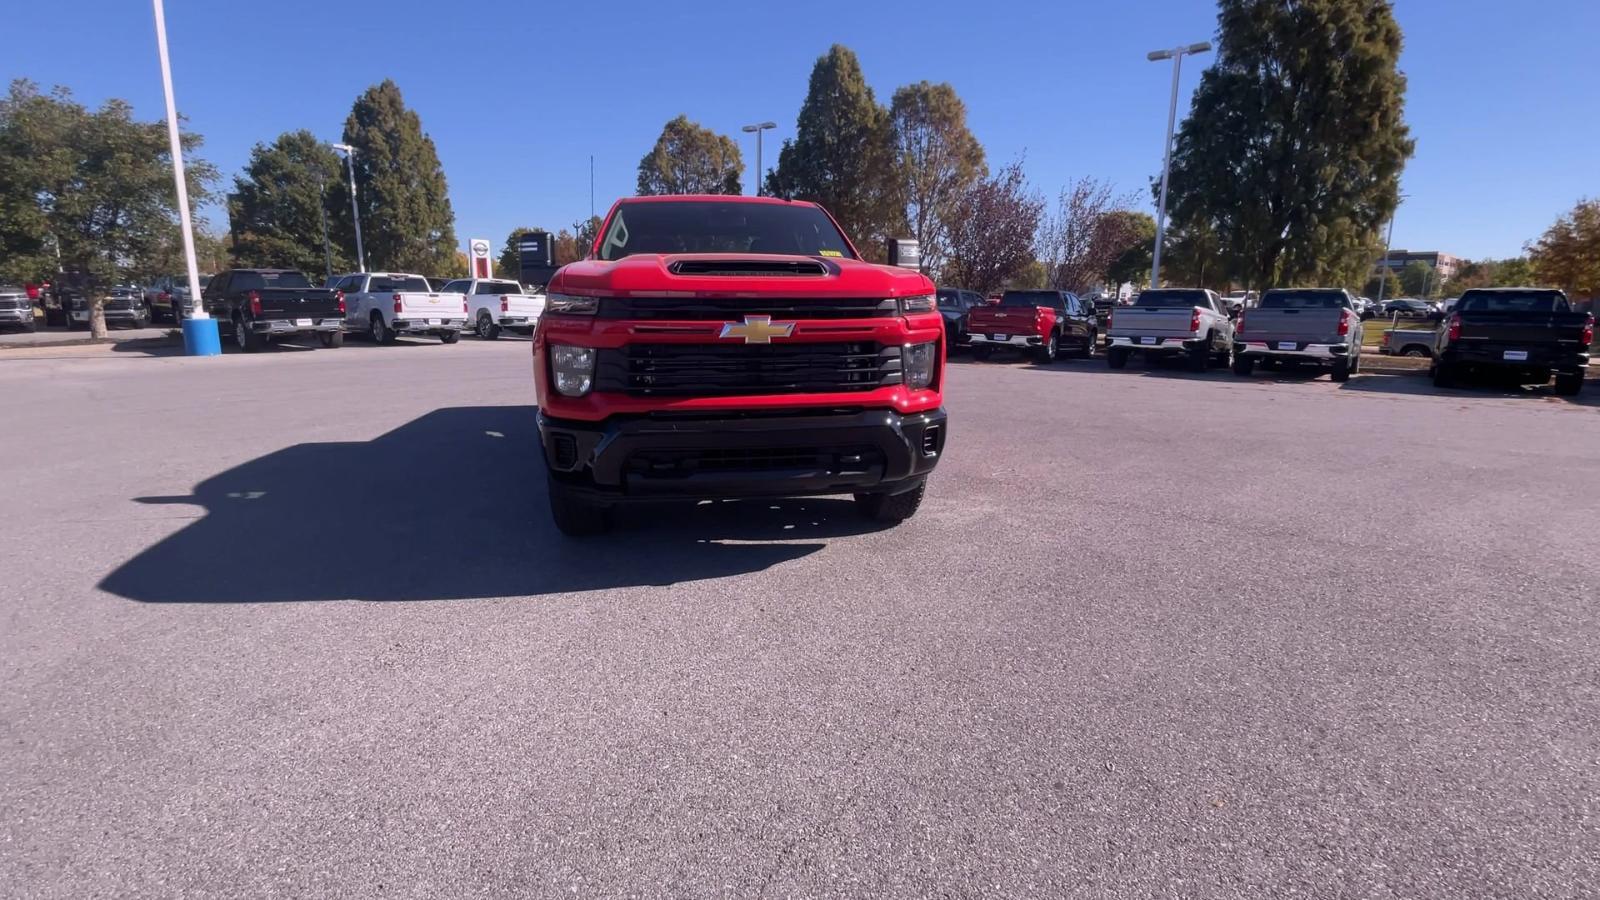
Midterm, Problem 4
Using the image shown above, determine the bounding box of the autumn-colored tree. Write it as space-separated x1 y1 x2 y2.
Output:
1446 257 1539 293
1037 178 1135 292
1529 199 1600 300
889 81 986 275
942 160 1044 296
636 115 743 196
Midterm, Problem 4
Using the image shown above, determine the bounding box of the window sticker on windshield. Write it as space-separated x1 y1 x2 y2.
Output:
819 249 843 257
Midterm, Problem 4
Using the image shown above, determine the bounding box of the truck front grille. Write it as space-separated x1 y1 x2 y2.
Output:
594 341 901 396
598 296 897 320
624 445 884 478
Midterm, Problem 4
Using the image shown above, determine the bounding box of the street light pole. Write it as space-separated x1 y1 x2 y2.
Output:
316 172 334 281
1147 41 1211 288
332 143 365 272
742 122 777 196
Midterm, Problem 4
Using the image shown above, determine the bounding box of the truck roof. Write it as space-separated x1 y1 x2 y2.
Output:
616 194 820 209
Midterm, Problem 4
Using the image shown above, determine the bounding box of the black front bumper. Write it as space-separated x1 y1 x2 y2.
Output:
540 407 948 502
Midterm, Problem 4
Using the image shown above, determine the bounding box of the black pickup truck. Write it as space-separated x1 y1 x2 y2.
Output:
1431 288 1593 395
202 269 346 351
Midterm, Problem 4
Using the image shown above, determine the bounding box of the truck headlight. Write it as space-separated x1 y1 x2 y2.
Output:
546 293 599 315
899 294 936 314
904 341 936 389
550 344 597 397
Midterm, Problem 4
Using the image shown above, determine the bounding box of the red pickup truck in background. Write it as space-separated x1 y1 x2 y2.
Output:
533 195 948 535
965 290 1097 363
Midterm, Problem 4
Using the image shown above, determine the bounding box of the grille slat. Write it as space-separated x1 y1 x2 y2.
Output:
595 342 900 396
599 297 897 321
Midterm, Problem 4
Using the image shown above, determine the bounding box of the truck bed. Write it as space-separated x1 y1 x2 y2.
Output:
1237 308 1346 345
1107 307 1195 338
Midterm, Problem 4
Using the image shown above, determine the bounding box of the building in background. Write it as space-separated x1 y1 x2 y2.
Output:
1376 250 1462 282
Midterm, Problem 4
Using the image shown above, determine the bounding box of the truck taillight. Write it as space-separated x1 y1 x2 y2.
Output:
392 293 403 314
1235 314 1245 337
1582 314 1595 348
1106 310 1114 329
1381 331 1391 348
1337 309 1352 337
248 290 261 317
501 295 510 313
1189 307 1202 333
334 290 345 315
1446 313 1462 342
463 297 468 313
158 291 171 302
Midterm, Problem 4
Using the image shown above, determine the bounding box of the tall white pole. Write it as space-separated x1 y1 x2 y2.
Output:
151 0 206 319
1150 52 1184 288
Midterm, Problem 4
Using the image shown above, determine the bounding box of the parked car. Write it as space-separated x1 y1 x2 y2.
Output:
1431 288 1593 395
1383 298 1438 320
1221 290 1257 314
1380 327 1436 358
966 290 1096 363
202 269 346 351
101 286 152 329
534 194 946 535
332 271 464 344
0 284 36 332
144 274 210 322
441 277 545 340
1232 288 1363 381
1105 288 1234 371
935 287 984 347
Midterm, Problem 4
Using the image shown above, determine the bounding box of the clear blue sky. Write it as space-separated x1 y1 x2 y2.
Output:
4 0 1595 262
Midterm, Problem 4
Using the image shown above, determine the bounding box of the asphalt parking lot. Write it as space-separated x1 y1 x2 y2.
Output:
3 338 1598 897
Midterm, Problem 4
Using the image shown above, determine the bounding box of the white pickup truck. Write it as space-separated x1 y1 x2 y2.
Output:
331 271 465 344
1106 288 1236 371
439 277 545 340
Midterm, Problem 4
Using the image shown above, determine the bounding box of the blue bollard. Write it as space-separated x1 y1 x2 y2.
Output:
181 316 221 357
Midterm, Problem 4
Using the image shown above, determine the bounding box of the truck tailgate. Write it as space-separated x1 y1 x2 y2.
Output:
398 292 459 318
1239 308 1345 343
507 295 545 318
1107 307 1195 338
1456 311 1590 347
257 288 342 320
968 307 1042 336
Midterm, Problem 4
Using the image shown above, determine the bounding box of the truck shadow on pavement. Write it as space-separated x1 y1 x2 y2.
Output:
1337 371 1600 407
100 405 875 603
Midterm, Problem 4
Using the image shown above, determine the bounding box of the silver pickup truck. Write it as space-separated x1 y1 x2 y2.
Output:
1232 288 1363 381
1105 288 1235 372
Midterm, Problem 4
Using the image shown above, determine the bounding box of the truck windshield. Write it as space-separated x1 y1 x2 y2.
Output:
1135 290 1208 307
999 291 1060 308
1260 291 1346 309
597 201 856 261
369 275 431 293
1456 291 1568 313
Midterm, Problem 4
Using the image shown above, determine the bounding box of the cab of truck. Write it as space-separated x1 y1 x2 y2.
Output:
532 195 948 535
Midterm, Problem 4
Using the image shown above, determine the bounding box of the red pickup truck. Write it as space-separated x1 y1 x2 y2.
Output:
533 195 948 535
965 290 1097 363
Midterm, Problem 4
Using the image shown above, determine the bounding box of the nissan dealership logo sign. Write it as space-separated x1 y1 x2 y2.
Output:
470 239 491 258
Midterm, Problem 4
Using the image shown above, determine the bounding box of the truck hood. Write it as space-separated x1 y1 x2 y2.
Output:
550 254 933 299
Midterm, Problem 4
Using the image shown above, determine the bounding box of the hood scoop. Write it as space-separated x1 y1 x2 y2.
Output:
669 259 829 278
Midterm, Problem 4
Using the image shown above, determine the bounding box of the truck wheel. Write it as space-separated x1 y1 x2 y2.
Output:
439 329 460 344
971 345 993 361
1186 339 1210 372
854 481 925 524
22 317 37 333
1073 331 1097 358
233 315 262 352
1402 347 1429 358
1331 359 1352 382
1035 332 1058 364
1107 347 1130 369
1554 371 1585 396
318 331 344 348
476 312 500 340
1232 355 1255 376
547 476 611 536
370 312 395 345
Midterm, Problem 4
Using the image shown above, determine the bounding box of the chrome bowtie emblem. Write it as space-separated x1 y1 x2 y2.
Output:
719 315 795 344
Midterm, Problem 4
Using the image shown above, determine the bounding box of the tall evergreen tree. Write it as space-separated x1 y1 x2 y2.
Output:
335 80 458 275
229 130 347 277
636 116 743 195
1161 0 1414 290
890 81 986 274
765 45 903 256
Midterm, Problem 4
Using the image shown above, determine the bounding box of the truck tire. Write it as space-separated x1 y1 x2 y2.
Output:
1186 339 1210 372
1431 361 1456 388
476 312 501 340
22 317 37 333
971 345 993 361
371 312 395 345
1232 355 1255 376
1107 347 1130 369
318 331 344 348
854 481 925 524
547 476 611 536
233 315 263 352
1072 331 1096 358
1330 359 1352 382
439 329 460 344
1554 371 1585 396
1035 331 1058 364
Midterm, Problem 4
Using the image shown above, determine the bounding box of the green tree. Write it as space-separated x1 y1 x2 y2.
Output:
1160 219 1226 289
1398 260 1435 297
229 130 348 278
889 81 986 274
1104 210 1157 287
765 45 904 258
636 115 743 196
0 80 216 335
1529 199 1600 299
1162 0 1415 290
335 80 457 275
